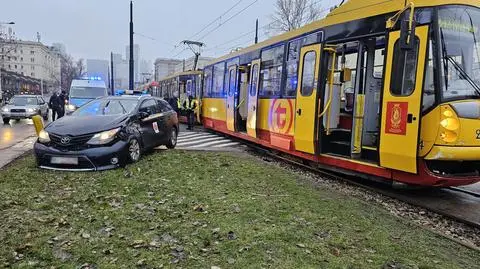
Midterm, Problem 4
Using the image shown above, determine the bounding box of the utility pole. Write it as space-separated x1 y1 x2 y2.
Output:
110 52 114 95
255 19 259 44
129 1 134 91
180 40 205 71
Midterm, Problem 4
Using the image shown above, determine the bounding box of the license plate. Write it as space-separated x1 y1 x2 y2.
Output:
51 157 78 165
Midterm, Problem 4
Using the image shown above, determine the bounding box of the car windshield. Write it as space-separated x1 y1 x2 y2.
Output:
438 6 480 101
70 87 107 98
73 99 138 116
10 96 38 106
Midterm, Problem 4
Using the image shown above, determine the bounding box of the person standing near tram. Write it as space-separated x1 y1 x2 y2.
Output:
183 95 197 130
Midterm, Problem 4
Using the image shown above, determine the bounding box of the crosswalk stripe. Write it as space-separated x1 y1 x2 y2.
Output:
188 139 236 148
177 137 225 147
177 133 206 139
178 132 202 137
177 134 218 143
213 142 241 148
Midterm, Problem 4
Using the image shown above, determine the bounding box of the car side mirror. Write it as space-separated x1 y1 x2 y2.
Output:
138 111 150 119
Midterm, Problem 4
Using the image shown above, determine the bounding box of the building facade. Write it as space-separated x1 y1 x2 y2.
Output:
0 40 61 94
154 58 182 81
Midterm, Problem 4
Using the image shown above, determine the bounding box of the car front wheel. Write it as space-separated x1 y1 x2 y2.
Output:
128 138 142 163
166 127 178 149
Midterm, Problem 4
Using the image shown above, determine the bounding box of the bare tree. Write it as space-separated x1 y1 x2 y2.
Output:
60 55 86 93
270 0 323 33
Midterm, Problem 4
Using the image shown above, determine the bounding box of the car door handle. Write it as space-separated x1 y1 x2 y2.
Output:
297 109 302 116
407 113 416 123
252 106 256 111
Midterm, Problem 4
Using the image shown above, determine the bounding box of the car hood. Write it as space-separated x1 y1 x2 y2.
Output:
45 114 128 136
69 98 94 107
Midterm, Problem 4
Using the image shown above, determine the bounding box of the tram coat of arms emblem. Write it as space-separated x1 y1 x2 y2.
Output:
385 102 408 135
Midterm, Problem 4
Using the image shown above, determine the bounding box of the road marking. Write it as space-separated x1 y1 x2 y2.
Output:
188 139 237 148
212 142 241 148
177 137 225 147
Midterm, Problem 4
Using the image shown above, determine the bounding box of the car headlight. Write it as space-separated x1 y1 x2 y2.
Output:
67 104 76 111
87 127 121 145
27 108 35 113
1 107 8 112
38 129 50 143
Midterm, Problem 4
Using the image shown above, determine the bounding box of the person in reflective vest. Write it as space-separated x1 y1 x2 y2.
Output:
183 95 197 130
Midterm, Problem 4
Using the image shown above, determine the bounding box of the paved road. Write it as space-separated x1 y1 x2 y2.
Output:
0 118 38 150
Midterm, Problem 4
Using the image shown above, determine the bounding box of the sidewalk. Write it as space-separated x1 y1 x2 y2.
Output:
0 136 37 169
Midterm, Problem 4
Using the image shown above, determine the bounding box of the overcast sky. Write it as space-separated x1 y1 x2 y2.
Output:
0 0 340 63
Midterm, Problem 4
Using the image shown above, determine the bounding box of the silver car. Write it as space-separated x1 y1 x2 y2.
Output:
1 95 49 124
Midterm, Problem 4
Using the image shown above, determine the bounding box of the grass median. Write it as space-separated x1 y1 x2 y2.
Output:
0 150 479 268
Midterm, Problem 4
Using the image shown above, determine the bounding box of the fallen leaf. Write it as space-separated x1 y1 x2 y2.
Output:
296 243 306 248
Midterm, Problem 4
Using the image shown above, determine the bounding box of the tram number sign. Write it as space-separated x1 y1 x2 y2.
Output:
476 129 480 140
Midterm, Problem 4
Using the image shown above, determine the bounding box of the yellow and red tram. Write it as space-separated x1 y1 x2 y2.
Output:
154 70 203 123
196 0 480 187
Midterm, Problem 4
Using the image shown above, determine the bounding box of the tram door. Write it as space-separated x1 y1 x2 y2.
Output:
294 44 322 154
247 59 261 138
379 25 429 174
226 65 238 132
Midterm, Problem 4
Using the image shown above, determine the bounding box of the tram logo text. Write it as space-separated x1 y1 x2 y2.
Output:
385 102 408 135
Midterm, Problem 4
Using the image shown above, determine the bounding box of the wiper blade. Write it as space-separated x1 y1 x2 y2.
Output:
446 56 480 96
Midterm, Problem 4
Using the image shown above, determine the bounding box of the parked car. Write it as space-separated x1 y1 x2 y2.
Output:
34 95 179 171
1 95 49 124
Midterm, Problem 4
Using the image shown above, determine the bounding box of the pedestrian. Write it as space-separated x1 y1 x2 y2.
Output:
183 95 197 131
49 92 60 121
57 91 67 118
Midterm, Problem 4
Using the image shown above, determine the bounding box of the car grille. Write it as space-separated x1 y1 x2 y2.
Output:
11 109 26 113
50 133 94 149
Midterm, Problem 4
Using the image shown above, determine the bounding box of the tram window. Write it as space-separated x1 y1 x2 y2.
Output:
250 64 259 96
373 48 385 78
213 62 225 97
301 51 317 96
259 45 285 97
228 69 237 96
203 67 213 97
390 38 419 96
423 40 435 112
285 39 301 97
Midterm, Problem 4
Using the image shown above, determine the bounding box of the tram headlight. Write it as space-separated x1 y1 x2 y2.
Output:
439 105 459 143
440 130 458 143
440 118 459 131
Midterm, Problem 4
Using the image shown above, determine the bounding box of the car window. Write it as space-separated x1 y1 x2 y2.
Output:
11 96 38 106
139 99 157 114
73 99 138 116
157 99 172 113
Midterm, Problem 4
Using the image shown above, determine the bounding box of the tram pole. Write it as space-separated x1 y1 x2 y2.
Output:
129 1 134 91
110 52 114 95
255 19 258 44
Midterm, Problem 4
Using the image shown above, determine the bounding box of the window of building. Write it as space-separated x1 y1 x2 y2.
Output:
20 50 23 54
31 58 35 63
31 72 35 77
8 64 11 69
20 57 23 61
21 72 24 75
30 50 35 55
259 44 285 97
203 67 213 97
31 66 35 70
14 65 17 69
212 62 225 97
21 65 23 69
7 56 11 61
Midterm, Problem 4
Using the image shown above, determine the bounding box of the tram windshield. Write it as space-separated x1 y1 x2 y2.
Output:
438 6 480 101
